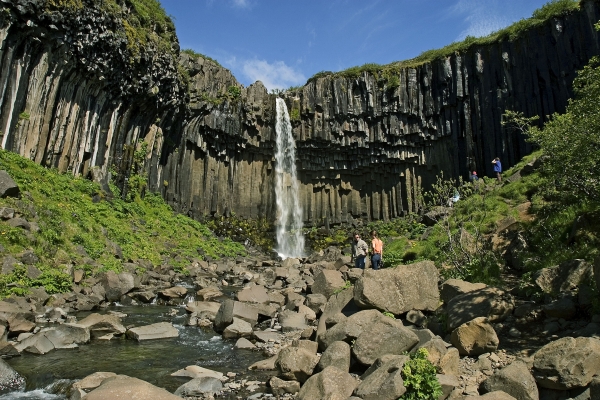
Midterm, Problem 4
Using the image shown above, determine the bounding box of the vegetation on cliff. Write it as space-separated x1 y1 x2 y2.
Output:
305 0 582 87
0 150 245 298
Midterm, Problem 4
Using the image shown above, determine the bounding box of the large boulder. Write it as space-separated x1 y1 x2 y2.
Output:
279 309 310 333
311 270 346 298
269 376 300 396
446 287 514 330
42 323 90 349
213 299 235 332
534 259 593 294
99 271 135 302
451 317 499 356
440 279 487 304
480 361 539 400
0 358 24 394
77 313 126 339
533 336 600 390
317 340 351 372
421 338 460 376
185 301 220 320
126 322 179 341
174 377 223 397
297 366 357 400
353 261 439 314
236 285 270 303
0 171 19 198
354 355 409 400
222 318 252 339
83 375 181 400
275 346 319 383
352 318 419 365
318 309 384 350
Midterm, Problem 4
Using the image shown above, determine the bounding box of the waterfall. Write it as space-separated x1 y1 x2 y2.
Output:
275 98 305 259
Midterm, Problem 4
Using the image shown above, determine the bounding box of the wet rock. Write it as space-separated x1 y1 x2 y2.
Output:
480 361 538 400
0 358 24 394
451 317 499 356
126 322 179 341
533 336 600 390
297 366 357 400
42 323 90 349
77 313 126 338
353 261 439 314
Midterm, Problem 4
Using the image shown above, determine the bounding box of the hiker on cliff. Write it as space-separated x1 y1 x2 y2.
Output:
370 230 383 270
492 157 502 182
352 232 368 269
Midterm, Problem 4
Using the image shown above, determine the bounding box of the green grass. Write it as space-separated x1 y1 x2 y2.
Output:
0 150 245 298
181 49 222 67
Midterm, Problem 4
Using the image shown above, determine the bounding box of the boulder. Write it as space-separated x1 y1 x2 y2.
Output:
352 318 419 365
185 301 220 320
237 285 269 303
279 309 309 332
421 338 460 376
480 361 539 400
126 322 179 341
83 375 181 400
248 355 278 371
353 261 439 314
196 286 223 301
317 340 351 372
315 285 354 343
222 318 252 339
437 374 460 400
355 355 409 400
14 332 55 354
0 358 24 394
78 313 126 338
159 286 187 298
590 377 600 400
318 309 385 350
174 377 223 397
311 270 346 298
542 297 577 320
451 317 499 356
534 259 593 294
297 366 357 400
42 323 90 349
440 279 487 304
533 336 600 390
0 171 19 198
269 376 300 396
213 299 235 332
100 271 135 302
305 293 327 314
446 287 514 330
463 391 517 399
253 330 282 343
234 337 255 349
171 365 224 380
275 346 319 382
232 301 259 326
71 372 117 395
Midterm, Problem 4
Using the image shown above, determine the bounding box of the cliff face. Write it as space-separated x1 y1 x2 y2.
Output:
1 0 600 227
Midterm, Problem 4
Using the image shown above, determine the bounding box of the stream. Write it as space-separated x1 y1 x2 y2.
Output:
1 304 272 399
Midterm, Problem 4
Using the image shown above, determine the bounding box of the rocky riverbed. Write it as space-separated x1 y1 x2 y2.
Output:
0 245 598 399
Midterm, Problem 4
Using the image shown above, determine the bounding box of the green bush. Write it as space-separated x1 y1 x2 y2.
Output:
401 348 443 400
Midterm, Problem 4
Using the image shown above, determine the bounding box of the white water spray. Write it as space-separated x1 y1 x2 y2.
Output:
275 98 305 258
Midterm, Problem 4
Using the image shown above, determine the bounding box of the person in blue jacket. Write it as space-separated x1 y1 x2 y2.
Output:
492 157 502 182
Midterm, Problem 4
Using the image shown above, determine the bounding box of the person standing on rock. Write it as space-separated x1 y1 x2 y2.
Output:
352 232 368 269
370 230 383 270
492 157 502 182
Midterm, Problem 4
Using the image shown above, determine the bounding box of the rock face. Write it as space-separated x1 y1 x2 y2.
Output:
1 0 600 224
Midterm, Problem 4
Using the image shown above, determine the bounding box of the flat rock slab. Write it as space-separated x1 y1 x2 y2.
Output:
253 330 282 343
127 322 179 341
171 365 225 380
84 375 181 400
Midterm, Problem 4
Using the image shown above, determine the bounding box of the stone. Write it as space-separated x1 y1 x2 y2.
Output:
253 330 282 343
213 299 234 332
171 365 224 380
275 346 319 382
318 309 386 350
406 309 427 327
78 313 126 338
533 336 600 390
534 259 593 294
446 287 514 330
451 317 499 356
352 317 419 365
437 374 460 400
269 376 300 396
0 358 24 393
235 337 256 349
185 301 220 320
297 366 357 400
84 375 181 400
305 293 327 313
311 269 346 298
126 322 179 341
543 297 577 320
237 285 270 303
42 323 90 349
317 340 351 372
159 286 187 298
278 309 309 332
464 391 517 400
355 355 409 400
72 372 117 393
294 339 318 354
174 377 223 397
248 355 278 371
480 361 539 400
99 271 135 302
196 286 223 301
0 171 19 198
298 304 317 321
14 332 55 354
353 261 439 314
440 279 487 304
222 318 252 339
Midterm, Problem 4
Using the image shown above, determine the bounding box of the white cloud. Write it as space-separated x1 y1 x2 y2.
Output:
232 0 250 8
451 0 511 40
241 59 306 91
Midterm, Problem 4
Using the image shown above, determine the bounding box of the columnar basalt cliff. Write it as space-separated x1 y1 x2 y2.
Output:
1 0 600 227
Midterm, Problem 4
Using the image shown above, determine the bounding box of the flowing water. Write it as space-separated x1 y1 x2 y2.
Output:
274 98 305 259
2 305 271 399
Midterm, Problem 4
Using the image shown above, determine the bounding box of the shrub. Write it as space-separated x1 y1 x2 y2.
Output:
401 348 443 400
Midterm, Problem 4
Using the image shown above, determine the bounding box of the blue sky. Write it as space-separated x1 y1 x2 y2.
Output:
160 0 551 90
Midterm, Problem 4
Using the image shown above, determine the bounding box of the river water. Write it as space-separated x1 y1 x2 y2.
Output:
1 304 271 399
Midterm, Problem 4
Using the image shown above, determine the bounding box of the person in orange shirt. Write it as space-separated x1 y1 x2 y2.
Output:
370 230 383 270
